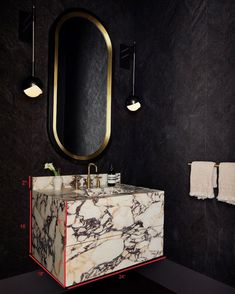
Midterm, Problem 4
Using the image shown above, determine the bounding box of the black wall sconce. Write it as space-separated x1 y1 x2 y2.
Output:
120 42 141 111
22 5 43 98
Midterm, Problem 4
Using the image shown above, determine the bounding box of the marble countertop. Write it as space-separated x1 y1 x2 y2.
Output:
33 184 163 201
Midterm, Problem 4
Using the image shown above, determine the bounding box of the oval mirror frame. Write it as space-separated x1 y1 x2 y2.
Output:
48 10 112 161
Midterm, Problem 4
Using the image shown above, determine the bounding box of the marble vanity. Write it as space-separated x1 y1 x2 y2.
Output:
29 174 164 288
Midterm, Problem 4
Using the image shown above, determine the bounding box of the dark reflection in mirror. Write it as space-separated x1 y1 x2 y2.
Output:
57 17 107 156
48 10 112 161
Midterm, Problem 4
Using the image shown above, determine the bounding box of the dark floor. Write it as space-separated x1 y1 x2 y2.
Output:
66 271 174 294
0 268 173 294
0 259 234 294
137 260 235 294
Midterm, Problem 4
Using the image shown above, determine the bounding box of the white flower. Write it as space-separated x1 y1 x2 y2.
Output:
44 163 60 176
44 163 55 172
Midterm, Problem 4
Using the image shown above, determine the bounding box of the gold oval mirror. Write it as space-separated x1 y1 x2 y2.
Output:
48 10 112 161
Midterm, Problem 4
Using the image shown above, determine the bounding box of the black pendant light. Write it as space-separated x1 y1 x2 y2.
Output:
126 42 141 111
23 5 43 98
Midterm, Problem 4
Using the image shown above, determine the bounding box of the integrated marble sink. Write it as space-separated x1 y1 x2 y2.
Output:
73 185 135 197
72 188 87 196
33 182 156 200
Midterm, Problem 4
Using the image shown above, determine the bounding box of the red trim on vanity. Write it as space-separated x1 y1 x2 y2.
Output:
28 175 32 190
29 176 32 254
29 255 66 288
64 201 68 286
67 255 167 290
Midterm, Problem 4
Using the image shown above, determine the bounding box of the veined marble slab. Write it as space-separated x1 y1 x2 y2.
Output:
66 190 164 245
32 192 66 284
31 183 164 287
66 225 163 285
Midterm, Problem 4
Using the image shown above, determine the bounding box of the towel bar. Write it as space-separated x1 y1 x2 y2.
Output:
188 163 219 167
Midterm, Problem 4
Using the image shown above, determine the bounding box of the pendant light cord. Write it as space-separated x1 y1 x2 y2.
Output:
32 5 35 77
132 42 136 96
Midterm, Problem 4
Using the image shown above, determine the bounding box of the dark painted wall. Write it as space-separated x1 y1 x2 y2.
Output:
0 0 135 279
0 0 235 289
133 0 235 287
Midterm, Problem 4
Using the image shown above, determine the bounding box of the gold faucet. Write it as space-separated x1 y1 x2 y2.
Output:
87 163 98 189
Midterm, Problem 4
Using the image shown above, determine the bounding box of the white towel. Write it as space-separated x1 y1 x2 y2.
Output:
217 162 235 205
190 161 217 199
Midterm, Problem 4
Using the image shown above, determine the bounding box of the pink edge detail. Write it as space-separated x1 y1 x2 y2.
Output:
29 176 32 254
64 201 68 286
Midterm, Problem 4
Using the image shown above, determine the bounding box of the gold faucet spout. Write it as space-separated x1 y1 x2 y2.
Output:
87 163 98 188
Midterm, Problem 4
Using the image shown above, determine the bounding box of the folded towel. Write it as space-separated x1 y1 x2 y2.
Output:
190 161 217 199
217 162 235 205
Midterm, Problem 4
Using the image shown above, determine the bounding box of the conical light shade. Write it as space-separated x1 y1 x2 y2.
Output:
23 76 43 98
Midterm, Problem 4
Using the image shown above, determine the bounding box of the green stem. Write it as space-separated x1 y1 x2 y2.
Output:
53 170 59 176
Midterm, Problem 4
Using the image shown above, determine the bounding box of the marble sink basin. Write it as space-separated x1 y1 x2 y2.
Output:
73 185 134 197
72 189 87 196
86 186 134 197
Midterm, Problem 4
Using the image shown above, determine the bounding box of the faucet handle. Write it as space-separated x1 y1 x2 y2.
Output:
71 175 81 189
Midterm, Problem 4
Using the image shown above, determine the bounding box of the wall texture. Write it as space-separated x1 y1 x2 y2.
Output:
133 0 235 287
0 0 235 288
0 0 135 279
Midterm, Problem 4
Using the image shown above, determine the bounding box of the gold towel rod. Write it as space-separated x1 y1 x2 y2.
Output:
188 163 219 167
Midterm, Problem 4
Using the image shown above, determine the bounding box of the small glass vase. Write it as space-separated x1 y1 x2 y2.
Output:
53 176 63 191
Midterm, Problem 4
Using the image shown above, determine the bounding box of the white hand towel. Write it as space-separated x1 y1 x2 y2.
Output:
190 161 217 199
217 162 235 205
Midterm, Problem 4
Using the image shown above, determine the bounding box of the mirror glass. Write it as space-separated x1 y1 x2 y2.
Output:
48 10 112 160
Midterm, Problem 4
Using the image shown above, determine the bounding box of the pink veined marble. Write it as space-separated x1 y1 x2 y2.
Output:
30 175 164 287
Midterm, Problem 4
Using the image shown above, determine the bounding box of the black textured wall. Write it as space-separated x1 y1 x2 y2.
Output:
0 0 135 279
133 0 235 287
0 0 235 289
